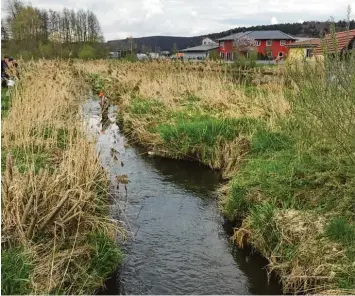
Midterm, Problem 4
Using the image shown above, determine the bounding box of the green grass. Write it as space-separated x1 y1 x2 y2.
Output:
1 247 34 295
9 147 50 174
223 137 355 221
157 115 260 162
251 128 293 153
325 217 355 289
129 96 165 115
87 232 123 278
325 217 355 247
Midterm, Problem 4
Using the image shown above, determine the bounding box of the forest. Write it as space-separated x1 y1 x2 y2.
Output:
1 0 108 59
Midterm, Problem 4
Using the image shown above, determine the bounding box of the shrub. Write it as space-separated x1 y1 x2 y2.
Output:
79 44 95 60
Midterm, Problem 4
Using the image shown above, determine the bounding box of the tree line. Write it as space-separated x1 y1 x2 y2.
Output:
1 0 108 59
207 20 355 41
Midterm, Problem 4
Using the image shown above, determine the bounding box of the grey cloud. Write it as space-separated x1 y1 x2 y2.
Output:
8 0 354 40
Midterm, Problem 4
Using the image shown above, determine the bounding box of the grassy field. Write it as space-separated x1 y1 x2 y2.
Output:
80 57 355 294
1 60 124 294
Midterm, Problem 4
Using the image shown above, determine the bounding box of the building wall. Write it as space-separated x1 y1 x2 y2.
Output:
287 47 317 61
219 39 294 60
183 51 209 60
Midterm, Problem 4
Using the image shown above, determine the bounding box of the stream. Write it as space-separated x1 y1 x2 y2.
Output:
81 99 282 295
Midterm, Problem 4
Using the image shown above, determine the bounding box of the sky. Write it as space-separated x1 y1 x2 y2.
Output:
1 0 354 41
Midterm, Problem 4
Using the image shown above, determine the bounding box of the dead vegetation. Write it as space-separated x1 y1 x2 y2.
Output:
1 60 124 294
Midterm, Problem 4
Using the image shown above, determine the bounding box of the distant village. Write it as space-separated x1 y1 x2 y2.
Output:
109 29 355 62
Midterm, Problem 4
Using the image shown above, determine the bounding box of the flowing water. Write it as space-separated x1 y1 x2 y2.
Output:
82 99 282 295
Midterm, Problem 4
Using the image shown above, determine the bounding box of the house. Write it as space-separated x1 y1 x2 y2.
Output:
314 29 355 56
180 38 219 60
285 38 321 61
201 37 216 45
217 30 296 60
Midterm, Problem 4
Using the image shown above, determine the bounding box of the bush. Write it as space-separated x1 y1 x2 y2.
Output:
78 44 95 60
286 27 355 164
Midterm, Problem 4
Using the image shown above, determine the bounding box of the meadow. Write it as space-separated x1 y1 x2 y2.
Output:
80 57 355 294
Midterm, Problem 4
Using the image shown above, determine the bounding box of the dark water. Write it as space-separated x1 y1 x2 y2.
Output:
82 99 282 295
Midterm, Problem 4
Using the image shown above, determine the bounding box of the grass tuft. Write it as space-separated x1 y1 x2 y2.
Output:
1 247 33 295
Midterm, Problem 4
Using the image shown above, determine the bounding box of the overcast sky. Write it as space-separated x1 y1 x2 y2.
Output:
2 0 354 41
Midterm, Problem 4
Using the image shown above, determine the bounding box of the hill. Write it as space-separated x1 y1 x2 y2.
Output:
107 20 355 53
106 36 202 53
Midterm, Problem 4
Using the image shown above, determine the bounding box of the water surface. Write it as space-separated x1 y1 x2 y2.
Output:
82 99 282 295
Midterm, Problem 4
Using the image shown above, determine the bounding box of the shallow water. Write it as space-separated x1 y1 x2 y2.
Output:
82 99 282 295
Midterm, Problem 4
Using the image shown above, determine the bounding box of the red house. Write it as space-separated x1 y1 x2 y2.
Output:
217 30 296 60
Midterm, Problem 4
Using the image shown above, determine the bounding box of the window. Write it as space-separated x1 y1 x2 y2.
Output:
256 40 261 46
220 52 225 59
266 40 272 46
306 48 313 58
226 52 231 60
220 41 225 49
279 52 284 57
280 40 286 46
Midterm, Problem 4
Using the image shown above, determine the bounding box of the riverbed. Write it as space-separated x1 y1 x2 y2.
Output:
81 99 282 295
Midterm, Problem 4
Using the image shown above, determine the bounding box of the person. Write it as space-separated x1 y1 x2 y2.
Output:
98 91 110 130
8 57 19 79
1 55 10 87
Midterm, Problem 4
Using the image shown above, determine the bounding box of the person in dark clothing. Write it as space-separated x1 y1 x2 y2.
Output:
1 55 10 87
9 58 20 79
98 91 110 131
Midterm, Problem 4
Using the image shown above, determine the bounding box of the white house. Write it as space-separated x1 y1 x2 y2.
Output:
202 37 216 45
180 38 219 60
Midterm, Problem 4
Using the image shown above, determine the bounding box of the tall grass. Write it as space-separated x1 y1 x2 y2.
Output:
231 25 355 294
78 41 355 294
1 60 124 294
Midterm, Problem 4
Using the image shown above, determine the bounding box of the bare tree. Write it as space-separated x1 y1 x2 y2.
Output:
1 20 9 40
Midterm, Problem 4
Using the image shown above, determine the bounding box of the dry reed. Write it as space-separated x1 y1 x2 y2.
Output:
1 59 123 294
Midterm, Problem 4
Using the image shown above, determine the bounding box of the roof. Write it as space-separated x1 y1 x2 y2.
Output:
217 30 296 41
180 43 219 52
314 29 355 55
294 37 317 42
202 37 216 43
217 31 250 41
286 38 321 48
